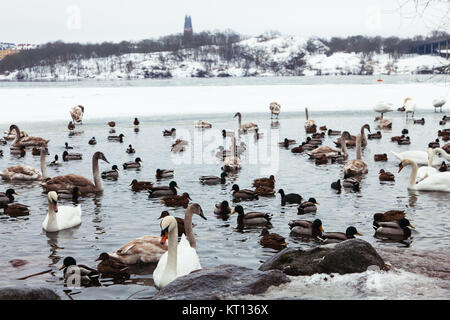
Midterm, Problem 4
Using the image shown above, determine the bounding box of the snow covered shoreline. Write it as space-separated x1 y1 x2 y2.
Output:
1 35 448 81
0 80 447 124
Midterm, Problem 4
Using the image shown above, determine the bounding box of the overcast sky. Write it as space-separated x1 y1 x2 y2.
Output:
2 0 448 44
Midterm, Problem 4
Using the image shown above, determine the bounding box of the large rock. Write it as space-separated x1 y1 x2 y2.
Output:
152 264 290 300
0 287 60 300
259 239 385 276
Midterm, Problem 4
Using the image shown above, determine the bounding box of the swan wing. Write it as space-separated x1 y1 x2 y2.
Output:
416 172 450 192
177 234 201 276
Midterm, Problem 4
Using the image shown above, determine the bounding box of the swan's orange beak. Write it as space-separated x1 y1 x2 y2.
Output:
52 201 58 213
398 164 404 173
160 232 168 245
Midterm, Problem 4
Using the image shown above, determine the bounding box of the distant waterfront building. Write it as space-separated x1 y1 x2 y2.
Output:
184 15 193 38
0 42 36 60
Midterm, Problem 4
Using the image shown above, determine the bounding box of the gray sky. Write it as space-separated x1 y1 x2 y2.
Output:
1 0 448 44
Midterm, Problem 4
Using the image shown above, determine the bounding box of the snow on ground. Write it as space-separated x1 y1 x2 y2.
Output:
0 35 448 81
0 81 447 124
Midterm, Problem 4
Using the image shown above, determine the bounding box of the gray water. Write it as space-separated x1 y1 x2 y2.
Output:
0 107 449 299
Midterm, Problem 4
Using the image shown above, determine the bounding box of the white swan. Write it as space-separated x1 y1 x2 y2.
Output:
374 101 393 118
403 97 416 118
153 204 204 289
416 148 440 182
435 148 450 161
391 150 441 166
432 97 446 112
398 159 450 192
42 191 82 232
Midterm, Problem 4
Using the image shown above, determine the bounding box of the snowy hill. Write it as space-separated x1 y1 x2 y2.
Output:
0 35 448 81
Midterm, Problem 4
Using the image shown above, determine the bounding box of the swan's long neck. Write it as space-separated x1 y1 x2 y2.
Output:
92 154 102 191
231 136 237 157
40 149 48 180
305 108 309 120
356 135 362 160
237 114 242 128
360 126 367 146
11 126 21 146
166 222 178 276
340 135 348 157
47 200 57 226
184 207 196 249
428 148 434 167
436 148 450 161
407 160 419 188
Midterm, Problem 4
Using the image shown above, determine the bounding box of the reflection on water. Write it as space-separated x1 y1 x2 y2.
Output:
0 108 449 299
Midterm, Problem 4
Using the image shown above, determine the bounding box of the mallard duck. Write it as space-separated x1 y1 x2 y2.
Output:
254 186 275 196
374 153 388 161
88 137 97 145
269 102 281 119
108 121 116 128
278 189 302 205
331 180 341 191
199 171 227 185
108 134 124 143
231 184 258 201
444 143 450 153
3 203 30 216
161 192 191 208
374 218 414 240
171 139 188 152
322 226 362 243
413 118 425 125
123 157 142 169
31 147 40 156
428 139 440 149
315 154 328 165
95 253 129 278
126 145 135 154
439 119 446 125
253 175 275 188
133 118 140 126
397 136 411 145
10 146 26 157
57 187 81 202
391 135 404 142
214 200 231 215
163 128 176 136
48 155 60 167
439 161 448 172
297 198 319 214
368 131 382 139
279 138 296 148
259 228 287 250
156 169 174 179
254 128 264 140
0 189 17 207
232 205 271 227
222 129 234 138
102 165 119 179
379 169 395 181
59 257 100 286
148 181 178 197
437 129 450 137
62 151 82 161
291 144 305 153
130 179 153 192
373 210 406 228
288 219 323 238
68 121 75 131
342 176 360 191
64 142 73 149
328 129 341 136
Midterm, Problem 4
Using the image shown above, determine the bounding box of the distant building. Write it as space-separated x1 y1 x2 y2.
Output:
184 15 193 38
0 42 36 60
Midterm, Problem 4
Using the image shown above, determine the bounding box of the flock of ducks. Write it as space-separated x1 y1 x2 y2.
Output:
1 96 449 290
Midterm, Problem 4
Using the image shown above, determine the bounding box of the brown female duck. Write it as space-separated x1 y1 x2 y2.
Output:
161 192 191 208
259 228 287 251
